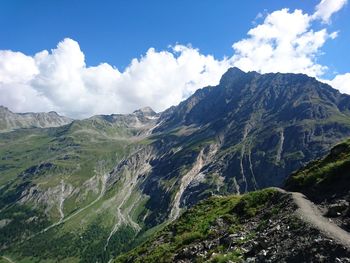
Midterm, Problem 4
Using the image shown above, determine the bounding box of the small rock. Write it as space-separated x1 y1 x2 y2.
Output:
326 200 349 217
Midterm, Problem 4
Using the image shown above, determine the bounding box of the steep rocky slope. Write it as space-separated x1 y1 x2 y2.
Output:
0 106 72 132
2 68 350 262
136 68 350 229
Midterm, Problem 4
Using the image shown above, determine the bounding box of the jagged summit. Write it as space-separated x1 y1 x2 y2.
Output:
157 67 350 131
219 67 259 85
133 106 157 117
221 66 246 77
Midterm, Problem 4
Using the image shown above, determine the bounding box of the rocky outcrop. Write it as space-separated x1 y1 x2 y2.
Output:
89 106 159 135
18 180 74 219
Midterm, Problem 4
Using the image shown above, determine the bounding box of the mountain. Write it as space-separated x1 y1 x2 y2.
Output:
0 106 73 132
0 107 160 261
138 67 350 227
1 68 350 262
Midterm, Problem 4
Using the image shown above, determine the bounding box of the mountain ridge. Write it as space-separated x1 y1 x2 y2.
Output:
0 106 73 132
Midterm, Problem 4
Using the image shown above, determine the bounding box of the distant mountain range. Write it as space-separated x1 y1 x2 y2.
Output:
0 106 72 132
1 68 350 262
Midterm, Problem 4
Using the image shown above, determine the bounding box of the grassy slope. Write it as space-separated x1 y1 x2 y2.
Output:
0 119 135 187
0 119 222 262
0 119 150 262
285 139 350 201
115 189 278 263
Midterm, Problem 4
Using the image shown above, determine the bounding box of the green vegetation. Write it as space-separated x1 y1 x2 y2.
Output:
0 118 148 262
5 218 138 263
286 139 350 194
0 119 136 187
210 251 242 263
233 188 278 217
115 189 277 263
0 205 50 248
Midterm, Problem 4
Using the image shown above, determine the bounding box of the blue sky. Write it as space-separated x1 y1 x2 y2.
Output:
0 0 349 117
1 0 348 71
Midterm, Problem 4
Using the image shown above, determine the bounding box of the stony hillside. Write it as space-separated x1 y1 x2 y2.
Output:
115 188 350 263
2 68 350 262
0 106 73 132
115 139 350 263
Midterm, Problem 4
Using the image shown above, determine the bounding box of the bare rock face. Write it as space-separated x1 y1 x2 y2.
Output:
133 106 157 118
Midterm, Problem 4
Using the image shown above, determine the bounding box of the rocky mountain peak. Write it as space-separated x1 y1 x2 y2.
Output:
219 67 258 86
0 105 10 111
48 111 60 116
133 106 157 117
0 105 13 116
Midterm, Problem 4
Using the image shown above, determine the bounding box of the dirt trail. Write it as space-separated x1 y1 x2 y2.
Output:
272 187 350 248
292 191 350 248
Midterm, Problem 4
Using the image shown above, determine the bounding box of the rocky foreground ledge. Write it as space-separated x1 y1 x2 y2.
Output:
115 188 350 263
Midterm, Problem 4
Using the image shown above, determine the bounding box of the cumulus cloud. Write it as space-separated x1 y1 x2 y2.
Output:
229 0 349 92
0 39 230 118
327 73 350 94
313 0 347 23
231 8 336 77
0 0 349 118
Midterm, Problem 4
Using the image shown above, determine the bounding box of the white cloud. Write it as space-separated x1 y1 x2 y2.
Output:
313 0 347 23
0 50 54 112
0 0 349 118
230 0 350 92
231 8 335 77
0 39 230 118
326 73 350 93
